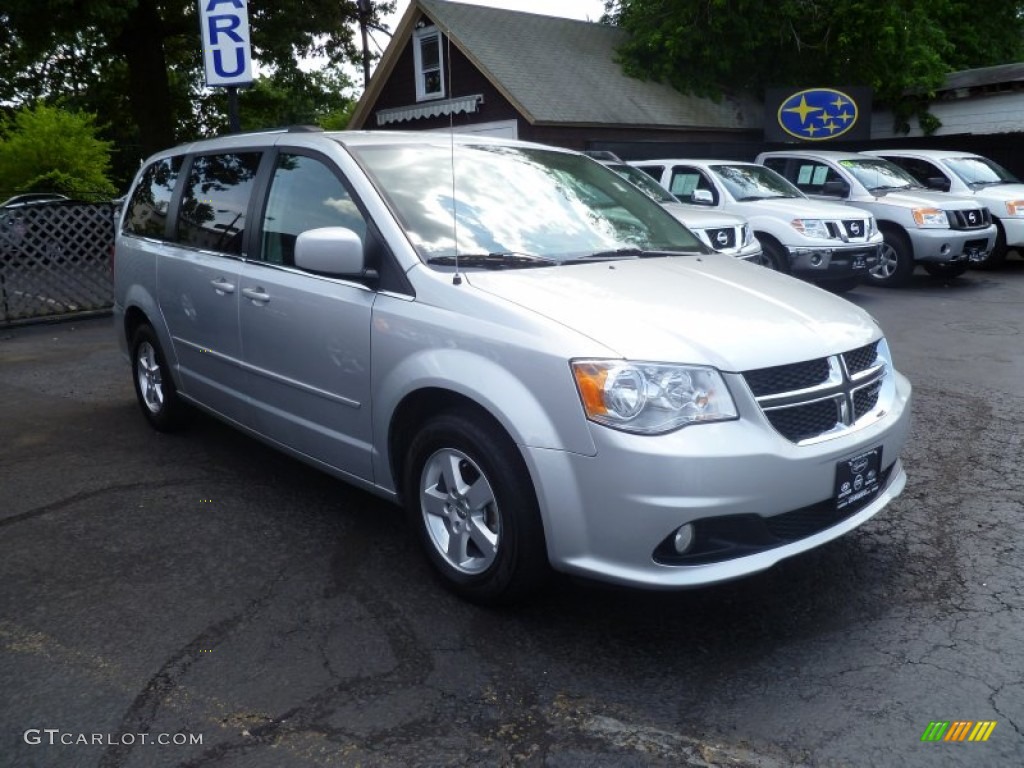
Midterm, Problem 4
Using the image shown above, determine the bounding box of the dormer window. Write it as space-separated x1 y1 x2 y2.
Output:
413 26 445 101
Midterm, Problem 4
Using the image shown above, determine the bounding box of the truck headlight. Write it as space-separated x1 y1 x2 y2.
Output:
571 360 738 434
742 224 756 247
912 208 950 228
1006 200 1024 217
790 219 830 239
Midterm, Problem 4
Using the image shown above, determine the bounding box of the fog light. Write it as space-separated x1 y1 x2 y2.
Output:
940 244 950 255
810 254 823 267
673 523 695 554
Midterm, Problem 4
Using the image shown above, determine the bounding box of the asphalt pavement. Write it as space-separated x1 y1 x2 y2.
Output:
1 262 1023 767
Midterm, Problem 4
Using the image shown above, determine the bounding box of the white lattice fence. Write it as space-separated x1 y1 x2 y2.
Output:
0 203 115 323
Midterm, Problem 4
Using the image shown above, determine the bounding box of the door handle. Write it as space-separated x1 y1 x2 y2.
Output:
242 286 271 303
210 278 235 295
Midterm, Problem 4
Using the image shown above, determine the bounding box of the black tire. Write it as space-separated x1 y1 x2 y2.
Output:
820 276 861 294
868 229 916 287
131 324 185 432
922 262 968 279
758 237 788 272
972 221 1008 270
403 410 549 604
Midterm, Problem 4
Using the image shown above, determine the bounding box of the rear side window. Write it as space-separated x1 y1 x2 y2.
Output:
177 152 262 255
124 156 183 239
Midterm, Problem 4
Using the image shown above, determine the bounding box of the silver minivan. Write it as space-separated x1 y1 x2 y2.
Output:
114 129 912 603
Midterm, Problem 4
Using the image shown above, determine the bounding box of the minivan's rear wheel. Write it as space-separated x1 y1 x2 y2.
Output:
868 230 915 287
404 410 548 603
131 324 184 432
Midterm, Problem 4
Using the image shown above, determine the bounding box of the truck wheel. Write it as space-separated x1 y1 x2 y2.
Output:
922 262 968 279
868 230 915 287
758 238 787 272
403 410 549 604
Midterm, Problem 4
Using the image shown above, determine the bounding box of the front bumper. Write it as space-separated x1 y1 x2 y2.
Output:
907 225 996 262
524 370 912 589
787 243 880 277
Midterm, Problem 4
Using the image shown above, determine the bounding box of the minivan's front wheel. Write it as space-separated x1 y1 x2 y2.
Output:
131 324 184 432
404 411 548 604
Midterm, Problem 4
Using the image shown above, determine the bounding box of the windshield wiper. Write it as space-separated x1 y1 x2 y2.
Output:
577 248 683 260
425 252 556 269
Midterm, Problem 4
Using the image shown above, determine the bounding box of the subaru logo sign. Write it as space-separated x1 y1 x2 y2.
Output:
777 88 859 141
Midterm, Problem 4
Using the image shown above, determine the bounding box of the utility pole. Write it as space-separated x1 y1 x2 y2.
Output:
358 0 372 89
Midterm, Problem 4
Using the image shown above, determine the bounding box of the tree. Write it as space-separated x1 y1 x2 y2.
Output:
0 1 394 185
0 104 118 201
605 0 1024 133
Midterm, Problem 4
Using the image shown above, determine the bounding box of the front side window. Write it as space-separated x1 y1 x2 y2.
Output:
124 156 183 239
260 154 367 266
668 168 718 204
350 142 703 266
791 162 845 196
413 26 445 101
177 152 262 255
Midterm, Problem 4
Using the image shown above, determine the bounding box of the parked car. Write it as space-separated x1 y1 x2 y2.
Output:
758 150 997 286
631 159 881 293
114 130 911 603
586 153 765 265
860 148 1024 268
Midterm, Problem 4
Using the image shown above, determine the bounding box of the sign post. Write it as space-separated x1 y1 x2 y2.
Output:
198 0 254 132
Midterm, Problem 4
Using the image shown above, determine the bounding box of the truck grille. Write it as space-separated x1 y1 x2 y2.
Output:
948 208 991 230
704 226 738 251
742 340 888 444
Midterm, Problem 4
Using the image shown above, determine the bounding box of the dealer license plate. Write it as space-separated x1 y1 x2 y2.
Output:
834 447 882 511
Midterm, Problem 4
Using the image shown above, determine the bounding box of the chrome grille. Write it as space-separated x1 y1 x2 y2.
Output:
743 340 889 444
948 208 991 230
706 227 737 250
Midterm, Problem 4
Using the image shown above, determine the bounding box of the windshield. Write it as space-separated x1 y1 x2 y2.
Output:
348 143 704 267
605 163 679 204
945 156 1019 186
839 158 920 192
709 164 803 201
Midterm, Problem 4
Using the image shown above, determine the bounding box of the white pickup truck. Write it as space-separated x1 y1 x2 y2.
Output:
758 150 997 286
631 159 881 293
861 148 1024 268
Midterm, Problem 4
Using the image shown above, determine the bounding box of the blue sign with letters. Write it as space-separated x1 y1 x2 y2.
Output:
199 0 253 87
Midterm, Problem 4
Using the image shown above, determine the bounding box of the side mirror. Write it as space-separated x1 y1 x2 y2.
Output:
691 189 714 205
926 176 951 192
294 227 367 276
821 180 849 197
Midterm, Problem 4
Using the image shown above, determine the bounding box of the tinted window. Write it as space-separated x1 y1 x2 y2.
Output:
668 167 719 204
790 161 845 195
177 152 262 255
883 156 945 186
259 154 367 266
124 157 183 239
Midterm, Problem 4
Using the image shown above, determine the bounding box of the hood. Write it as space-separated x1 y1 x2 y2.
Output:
662 202 745 229
856 188 982 210
731 196 861 221
973 183 1024 204
465 256 877 372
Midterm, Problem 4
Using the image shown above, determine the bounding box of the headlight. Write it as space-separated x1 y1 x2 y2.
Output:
912 208 949 228
868 216 878 237
1005 200 1024 217
742 224 756 247
571 360 738 434
790 219 830 239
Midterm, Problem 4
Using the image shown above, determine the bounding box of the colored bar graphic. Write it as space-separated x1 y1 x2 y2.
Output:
921 720 996 742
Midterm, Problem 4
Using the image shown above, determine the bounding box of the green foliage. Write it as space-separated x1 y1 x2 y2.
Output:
0 104 118 201
608 0 1024 132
